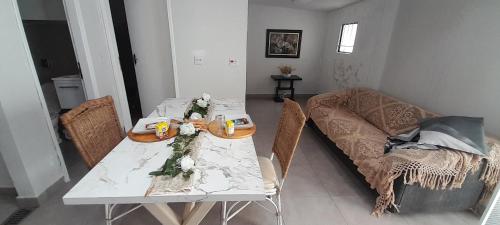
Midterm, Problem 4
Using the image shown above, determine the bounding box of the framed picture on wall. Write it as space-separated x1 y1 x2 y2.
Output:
265 29 302 58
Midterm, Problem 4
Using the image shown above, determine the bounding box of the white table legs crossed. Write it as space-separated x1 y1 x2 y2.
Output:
143 202 215 225
103 202 215 225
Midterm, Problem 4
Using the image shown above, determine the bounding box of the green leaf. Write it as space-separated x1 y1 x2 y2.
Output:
150 98 204 178
149 171 163 176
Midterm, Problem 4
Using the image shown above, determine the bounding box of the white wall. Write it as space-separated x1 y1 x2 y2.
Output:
380 0 500 137
17 0 66 20
171 0 248 100
246 4 327 94
0 154 13 188
0 0 64 198
319 0 399 92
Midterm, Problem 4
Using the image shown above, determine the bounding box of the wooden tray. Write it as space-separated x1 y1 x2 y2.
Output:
207 121 256 139
127 127 178 143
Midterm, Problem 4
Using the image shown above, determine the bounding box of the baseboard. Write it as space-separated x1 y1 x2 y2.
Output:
295 94 316 98
16 197 40 209
16 177 65 209
0 187 17 195
246 94 316 99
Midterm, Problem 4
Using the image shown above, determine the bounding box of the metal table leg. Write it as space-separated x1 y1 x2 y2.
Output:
104 204 143 225
105 204 113 225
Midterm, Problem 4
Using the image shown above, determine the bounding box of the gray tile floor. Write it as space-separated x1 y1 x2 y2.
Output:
0 193 17 222
0 97 481 225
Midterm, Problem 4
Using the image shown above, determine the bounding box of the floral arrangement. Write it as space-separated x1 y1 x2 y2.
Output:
185 93 210 120
278 65 295 76
149 93 211 180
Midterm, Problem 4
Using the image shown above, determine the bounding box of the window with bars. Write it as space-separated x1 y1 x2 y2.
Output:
337 23 358 54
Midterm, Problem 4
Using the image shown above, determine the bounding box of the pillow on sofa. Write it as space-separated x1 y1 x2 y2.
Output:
418 116 488 156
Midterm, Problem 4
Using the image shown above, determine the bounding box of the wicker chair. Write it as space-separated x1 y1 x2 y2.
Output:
222 98 307 225
61 96 124 169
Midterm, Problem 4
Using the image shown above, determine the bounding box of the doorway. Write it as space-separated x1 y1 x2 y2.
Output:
116 0 177 117
109 0 142 124
16 0 87 178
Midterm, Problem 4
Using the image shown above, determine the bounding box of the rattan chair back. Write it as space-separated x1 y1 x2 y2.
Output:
272 98 306 179
60 96 123 169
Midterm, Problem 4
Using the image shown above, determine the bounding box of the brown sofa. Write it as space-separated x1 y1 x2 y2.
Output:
305 88 488 213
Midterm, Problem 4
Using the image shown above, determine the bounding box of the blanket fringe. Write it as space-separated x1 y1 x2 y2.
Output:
479 143 500 201
372 144 500 217
372 165 465 216
480 161 500 201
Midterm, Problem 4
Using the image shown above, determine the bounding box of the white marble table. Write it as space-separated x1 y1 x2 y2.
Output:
63 98 265 225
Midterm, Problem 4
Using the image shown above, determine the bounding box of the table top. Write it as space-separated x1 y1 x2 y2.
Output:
270 75 302 80
63 98 265 205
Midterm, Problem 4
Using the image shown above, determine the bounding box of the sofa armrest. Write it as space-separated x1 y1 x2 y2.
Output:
305 89 352 118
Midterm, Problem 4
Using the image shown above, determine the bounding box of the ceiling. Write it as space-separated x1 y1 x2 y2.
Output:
249 0 361 11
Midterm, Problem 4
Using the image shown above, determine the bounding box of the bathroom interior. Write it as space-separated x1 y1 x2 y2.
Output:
19 0 86 143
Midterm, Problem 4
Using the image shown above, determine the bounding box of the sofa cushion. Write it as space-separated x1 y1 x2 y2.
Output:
347 88 436 136
332 121 389 164
311 106 389 163
309 105 334 135
419 116 488 156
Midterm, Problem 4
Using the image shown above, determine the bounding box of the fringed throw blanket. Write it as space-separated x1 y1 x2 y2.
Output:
359 142 500 216
358 148 479 216
305 88 500 216
481 143 500 201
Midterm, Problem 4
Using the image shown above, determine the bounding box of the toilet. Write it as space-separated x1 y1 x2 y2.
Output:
44 74 86 142
52 74 86 109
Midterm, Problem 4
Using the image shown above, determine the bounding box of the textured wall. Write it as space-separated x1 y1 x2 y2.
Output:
319 0 400 92
380 0 500 137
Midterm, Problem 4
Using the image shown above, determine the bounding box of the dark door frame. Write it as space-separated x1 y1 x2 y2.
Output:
109 0 142 124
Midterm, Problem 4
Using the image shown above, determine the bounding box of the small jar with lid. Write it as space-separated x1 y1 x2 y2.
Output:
225 120 235 136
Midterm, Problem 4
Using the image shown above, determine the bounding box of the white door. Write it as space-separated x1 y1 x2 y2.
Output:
63 0 132 130
124 0 176 116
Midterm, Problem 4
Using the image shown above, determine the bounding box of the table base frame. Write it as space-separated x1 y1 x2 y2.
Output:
104 202 215 225
222 194 283 225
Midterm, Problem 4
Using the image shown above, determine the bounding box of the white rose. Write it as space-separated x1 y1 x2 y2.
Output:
202 93 211 102
196 99 208 108
180 156 195 172
189 112 202 120
179 123 196 136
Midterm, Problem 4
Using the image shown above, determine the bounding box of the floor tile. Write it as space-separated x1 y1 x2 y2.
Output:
282 196 348 225
0 194 18 223
280 163 331 199
403 211 475 225
333 195 409 225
